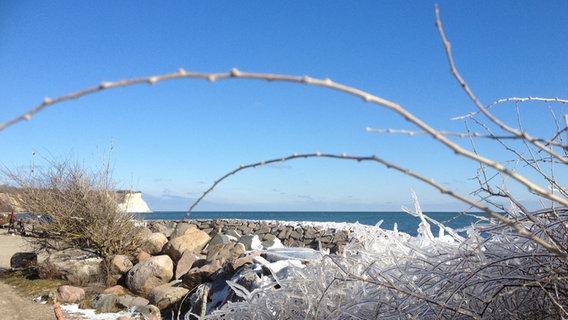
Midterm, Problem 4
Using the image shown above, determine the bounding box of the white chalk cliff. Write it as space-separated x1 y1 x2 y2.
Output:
118 191 152 213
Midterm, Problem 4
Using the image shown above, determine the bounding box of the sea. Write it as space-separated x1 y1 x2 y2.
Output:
136 211 484 237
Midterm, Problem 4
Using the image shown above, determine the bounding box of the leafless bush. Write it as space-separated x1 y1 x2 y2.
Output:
2 157 146 257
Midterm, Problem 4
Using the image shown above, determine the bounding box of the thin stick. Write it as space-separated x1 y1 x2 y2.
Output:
184 152 567 258
200 285 209 318
53 298 65 320
453 97 568 120
435 6 567 164
5 67 566 207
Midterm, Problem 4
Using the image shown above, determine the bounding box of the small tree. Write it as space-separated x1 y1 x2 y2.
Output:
2 157 146 257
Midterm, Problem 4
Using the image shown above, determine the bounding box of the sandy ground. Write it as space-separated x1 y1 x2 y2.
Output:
0 229 38 270
0 230 136 320
0 229 59 319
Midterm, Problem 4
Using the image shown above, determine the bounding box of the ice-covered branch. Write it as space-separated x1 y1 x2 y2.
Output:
365 127 564 145
452 97 568 121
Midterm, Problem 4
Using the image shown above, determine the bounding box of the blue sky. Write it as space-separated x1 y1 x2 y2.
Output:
1 1 566 211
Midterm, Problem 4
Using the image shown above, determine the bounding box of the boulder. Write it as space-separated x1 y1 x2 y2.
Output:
230 252 261 271
148 282 189 310
126 255 174 297
138 227 154 240
56 285 85 303
181 270 211 292
39 248 103 284
149 222 173 238
143 232 169 255
181 260 223 291
206 242 245 265
238 234 262 251
225 229 241 239
133 305 162 320
175 251 199 279
117 294 150 309
135 251 152 264
109 255 133 275
163 229 210 261
169 223 196 240
104 285 128 296
208 233 230 250
104 255 133 286
10 252 37 270
92 293 119 313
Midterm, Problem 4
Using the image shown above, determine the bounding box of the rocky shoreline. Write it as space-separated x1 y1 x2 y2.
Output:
7 219 365 319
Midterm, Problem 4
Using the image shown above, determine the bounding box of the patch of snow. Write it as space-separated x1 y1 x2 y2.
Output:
250 235 263 250
59 304 138 320
263 247 323 262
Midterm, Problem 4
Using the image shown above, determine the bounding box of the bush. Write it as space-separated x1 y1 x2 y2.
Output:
2 158 146 257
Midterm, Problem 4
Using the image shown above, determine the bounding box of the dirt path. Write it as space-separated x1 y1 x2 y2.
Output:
0 229 37 270
0 229 56 319
0 281 57 320
0 230 95 320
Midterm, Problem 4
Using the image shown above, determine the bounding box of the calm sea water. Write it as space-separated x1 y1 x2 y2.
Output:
136 211 483 237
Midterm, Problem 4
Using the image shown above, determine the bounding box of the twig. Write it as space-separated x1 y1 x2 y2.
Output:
435 6 567 165
200 285 209 319
452 97 568 120
366 127 566 148
184 152 568 258
5 67 566 208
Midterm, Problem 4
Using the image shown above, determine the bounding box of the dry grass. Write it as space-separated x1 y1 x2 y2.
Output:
0 269 65 298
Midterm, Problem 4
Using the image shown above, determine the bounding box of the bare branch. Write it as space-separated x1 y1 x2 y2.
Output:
435 6 568 165
185 152 568 258
5 67 566 208
365 127 565 146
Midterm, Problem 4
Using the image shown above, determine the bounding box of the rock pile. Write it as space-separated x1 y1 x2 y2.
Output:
18 219 355 319
152 219 352 253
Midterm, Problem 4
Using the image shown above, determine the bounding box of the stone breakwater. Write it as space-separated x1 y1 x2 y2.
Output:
146 219 354 253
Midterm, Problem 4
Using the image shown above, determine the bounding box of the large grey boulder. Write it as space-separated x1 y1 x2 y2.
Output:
207 242 245 265
126 255 174 297
117 294 150 309
163 229 210 262
92 293 119 313
39 248 103 284
208 233 231 250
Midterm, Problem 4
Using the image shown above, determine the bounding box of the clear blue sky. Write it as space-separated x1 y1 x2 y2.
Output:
1 1 566 211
